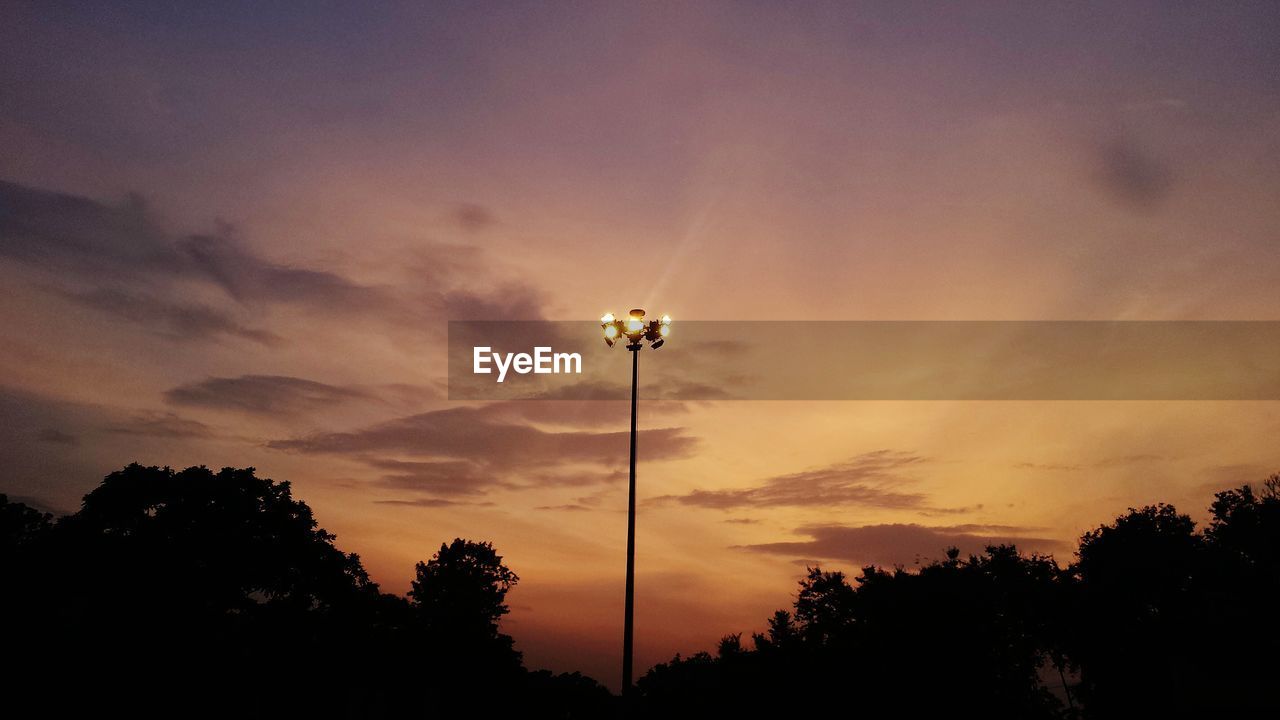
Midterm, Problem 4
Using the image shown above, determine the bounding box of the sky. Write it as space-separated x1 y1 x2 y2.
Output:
2 0 1280 688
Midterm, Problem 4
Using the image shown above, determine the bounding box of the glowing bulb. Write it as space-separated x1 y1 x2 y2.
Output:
601 312 615 324
604 324 619 339
659 324 669 337
626 319 644 333
661 314 671 325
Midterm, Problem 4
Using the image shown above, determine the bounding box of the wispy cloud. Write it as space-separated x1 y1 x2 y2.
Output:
661 450 928 510
739 523 1069 567
103 411 218 439
1096 135 1173 211
63 288 282 345
268 403 696 503
452 203 497 233
374 497 496 508
534 503 596 512
36 428 79 446
0 180 548 345
165 375 372 416
1014 454 1164 472
268 405 696 465
366 458 496 497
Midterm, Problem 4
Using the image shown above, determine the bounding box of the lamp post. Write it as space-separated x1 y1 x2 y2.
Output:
601 308 671 698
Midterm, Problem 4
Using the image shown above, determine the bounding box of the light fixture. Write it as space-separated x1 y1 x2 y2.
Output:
601 308 672 351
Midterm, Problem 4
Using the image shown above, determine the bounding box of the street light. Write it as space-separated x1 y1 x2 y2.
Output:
601 308 670 696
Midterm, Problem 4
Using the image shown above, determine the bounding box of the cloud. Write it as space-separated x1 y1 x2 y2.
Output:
374 497 496 508
1093 454 1164 468
63 288 282 345
512 469 627 489
1193 463 1277 497
165 375 371 416
268 404 695 466
441 283 548 321
1096 136 1173 210
739 523 1070 567
663 450 928 510
535 503 595 512
915 504 984 518
0 388 104 503
1014 454 1164 472
473 398 688 428
103 411 217 439
1013 461 1082 472
36 428 79 446
0 181 167 275
0 180 547 345
0 180 392 309
173 233 391 310
452 203 496 232
0 387 214 445
534 491 608 512
366 458 495 497
267 403 696 502
1121 98 1187 113
641 380 739 401
0 387 219 509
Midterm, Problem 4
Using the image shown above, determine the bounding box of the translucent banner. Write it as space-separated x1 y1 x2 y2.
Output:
447 321 1280 400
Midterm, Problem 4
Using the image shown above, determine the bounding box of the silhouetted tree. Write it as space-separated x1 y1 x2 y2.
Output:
793 566 857 645
6 464 386 716
1066 483 1280 716
9 463 1279 718
1207 475 1280 573
410 538 519 636
639 545 1067 718
0 493 53 637
2 465 610 719
401 538 525 707
0 493 51 551
750 609 797 653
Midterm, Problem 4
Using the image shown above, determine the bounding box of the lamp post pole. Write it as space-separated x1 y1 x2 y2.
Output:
599 308 670 701
622 341 639 696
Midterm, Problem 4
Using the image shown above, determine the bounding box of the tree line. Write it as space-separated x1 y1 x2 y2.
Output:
3 463 1278 717
637 477 1280 718
0 464 609 718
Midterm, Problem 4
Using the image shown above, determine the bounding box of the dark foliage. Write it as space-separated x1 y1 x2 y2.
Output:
1 464 609 718
637 476 1280 719
1065 478 1280 715
5 465 1279 718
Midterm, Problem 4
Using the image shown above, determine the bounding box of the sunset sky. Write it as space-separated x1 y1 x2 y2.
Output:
3 1 1279 687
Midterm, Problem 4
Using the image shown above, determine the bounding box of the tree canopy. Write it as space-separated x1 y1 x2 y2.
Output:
1 464 608 718
3 464 1278 718
637 477 1280 718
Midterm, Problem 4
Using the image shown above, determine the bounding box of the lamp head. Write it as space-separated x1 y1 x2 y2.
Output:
602 309 671 349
